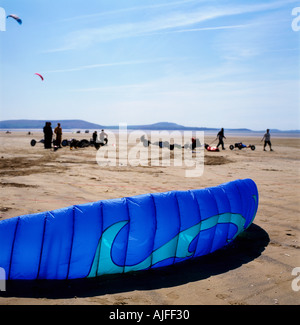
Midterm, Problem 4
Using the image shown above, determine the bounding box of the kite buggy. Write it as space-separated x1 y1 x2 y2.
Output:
229 142 256 151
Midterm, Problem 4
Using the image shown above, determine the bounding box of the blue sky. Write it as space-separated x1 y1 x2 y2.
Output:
0 0 299 130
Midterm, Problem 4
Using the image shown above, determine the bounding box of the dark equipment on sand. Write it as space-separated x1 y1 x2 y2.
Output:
229 142 256 151
204 144 219 152
31 137 107 150
30 139 37 147
30 138 61 151
140 135 201 150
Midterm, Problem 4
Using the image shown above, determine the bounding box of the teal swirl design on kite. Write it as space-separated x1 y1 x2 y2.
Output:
88 221 128 277
87 212 246 277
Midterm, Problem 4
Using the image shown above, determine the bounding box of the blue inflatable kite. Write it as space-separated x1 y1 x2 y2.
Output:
0 179 258 280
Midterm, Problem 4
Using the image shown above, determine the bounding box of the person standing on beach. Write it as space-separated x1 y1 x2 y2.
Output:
99 129 108 145
261 129 273 151
216 128 226 150
54 123 62 148
92 131 98 144
43 122 53 149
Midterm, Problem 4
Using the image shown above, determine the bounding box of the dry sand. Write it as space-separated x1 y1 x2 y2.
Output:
0 130 299 305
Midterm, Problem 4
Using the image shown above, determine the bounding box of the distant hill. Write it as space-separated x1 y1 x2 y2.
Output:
126 122 253 132
0 119 104 130
0 119 299 133
0 119 244 131
0 119 218 130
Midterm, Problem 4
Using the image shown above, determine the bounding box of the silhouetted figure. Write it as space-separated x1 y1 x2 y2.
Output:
216 128 226 150
43 122 53 149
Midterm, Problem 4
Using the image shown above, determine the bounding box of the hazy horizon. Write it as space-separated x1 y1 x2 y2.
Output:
1 119 299 134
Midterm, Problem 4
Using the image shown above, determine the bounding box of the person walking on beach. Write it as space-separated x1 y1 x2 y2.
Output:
261 129 273 151
54 123 62 148
43 122 53 149
216 128 226 150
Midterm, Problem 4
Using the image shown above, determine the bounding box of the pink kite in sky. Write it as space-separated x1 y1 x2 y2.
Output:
34 73 44 81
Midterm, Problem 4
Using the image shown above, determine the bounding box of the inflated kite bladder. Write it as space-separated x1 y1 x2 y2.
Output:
0 179 258 280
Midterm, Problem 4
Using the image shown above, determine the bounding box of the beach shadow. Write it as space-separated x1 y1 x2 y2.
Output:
1 223 269 300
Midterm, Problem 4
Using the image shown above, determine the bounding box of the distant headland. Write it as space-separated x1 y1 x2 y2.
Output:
0 119 299 134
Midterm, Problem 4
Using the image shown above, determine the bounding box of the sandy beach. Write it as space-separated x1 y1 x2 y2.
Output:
0 130 299 305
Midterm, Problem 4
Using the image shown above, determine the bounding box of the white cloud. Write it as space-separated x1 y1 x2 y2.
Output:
213 9 297 62
59 0 202 22
43 58 168 73
47 0 297 52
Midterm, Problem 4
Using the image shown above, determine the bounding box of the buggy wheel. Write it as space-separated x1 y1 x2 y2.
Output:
229 145 234 150
30 139 36 147
62 139 69 147
251 145 255 151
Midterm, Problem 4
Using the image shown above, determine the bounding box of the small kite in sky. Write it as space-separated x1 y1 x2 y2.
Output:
6 14 22 25
35 73 44 81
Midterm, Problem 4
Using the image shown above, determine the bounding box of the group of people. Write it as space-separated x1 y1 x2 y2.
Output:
92 130 108 146
43 122 62 149
43 122 108 149
43 122 273 152
213 128 273 151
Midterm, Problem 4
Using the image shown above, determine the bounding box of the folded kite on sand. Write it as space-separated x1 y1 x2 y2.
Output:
0 179 258 280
